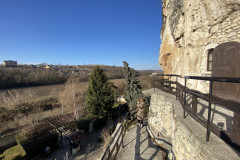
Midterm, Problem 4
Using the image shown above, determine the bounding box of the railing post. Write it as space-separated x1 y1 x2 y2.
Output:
206 80 213 142
232 112 240 141
108 147 111 160
183 78 187 118
192 96 197 113
176 76 178 100
121 124 124 148
168 76 171 91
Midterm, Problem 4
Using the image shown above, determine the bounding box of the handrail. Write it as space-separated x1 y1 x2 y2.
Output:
157 74 240 83
154 74 240 152
146 124 176 160
158 74 183 77
185 76 240 83
101 108 137 160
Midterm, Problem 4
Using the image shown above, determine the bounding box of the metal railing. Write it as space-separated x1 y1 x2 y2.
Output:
101 108 137 160
154 74 240 152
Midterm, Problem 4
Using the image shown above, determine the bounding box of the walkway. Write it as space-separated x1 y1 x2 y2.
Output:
117 123 164 160
44 129 103 160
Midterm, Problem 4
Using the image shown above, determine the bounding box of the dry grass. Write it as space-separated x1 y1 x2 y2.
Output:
138 75 154 89
0 84 65 106
110 78 125 86
0 78 125 134
0 143 26 160
0 79 124 107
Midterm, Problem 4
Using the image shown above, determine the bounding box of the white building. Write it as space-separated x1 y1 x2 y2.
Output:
3 60 17 67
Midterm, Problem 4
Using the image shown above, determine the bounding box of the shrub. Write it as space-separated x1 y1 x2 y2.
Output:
76 116 111 132
0 143 26 160
76 117 91 132
16 132 58 158
93 117 108 131
40 97 59 111
112 103 128 117
15 97 59 115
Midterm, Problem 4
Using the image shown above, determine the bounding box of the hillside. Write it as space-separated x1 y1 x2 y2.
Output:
0 65 125 89
0 64 162 89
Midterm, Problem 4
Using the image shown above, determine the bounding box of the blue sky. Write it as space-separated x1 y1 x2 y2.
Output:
0 0 162 70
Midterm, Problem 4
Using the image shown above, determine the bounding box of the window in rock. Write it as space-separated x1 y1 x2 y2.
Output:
207 49 213 71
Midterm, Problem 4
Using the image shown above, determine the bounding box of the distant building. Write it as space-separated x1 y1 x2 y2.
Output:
3 60 17 67
45 65 50 69
150 72 159 77
29 64 36 68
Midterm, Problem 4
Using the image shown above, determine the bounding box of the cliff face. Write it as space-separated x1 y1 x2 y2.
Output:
160 0 240 76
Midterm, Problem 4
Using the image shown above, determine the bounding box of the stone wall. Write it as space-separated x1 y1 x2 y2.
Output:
159 0 240 92
147 90 239 160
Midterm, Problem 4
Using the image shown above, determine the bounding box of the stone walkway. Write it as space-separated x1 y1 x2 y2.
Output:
117 123 164 160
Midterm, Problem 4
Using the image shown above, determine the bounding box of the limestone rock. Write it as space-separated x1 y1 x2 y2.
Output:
159 0 240 87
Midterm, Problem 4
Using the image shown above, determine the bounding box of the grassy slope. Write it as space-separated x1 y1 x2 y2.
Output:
0 144 26 160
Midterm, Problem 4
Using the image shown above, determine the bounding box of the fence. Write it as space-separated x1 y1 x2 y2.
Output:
100 108 137 160
154 74 240 152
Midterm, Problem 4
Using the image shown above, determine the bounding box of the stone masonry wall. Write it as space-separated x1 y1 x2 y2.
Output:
147 90 240 160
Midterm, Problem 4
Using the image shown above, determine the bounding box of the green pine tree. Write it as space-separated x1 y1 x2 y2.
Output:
123 61 143 110
86 66 115 119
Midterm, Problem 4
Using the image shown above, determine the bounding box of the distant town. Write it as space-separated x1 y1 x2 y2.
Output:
1 60 163 76
1 60 85 75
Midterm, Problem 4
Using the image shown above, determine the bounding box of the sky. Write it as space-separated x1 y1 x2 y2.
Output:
0 0 162 70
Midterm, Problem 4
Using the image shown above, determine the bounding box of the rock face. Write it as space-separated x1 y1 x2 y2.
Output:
160 0 240 79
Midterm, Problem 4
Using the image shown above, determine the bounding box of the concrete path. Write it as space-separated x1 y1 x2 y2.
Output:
117 123 164 160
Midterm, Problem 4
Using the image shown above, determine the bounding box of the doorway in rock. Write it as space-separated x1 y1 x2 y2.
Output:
212 41 240 102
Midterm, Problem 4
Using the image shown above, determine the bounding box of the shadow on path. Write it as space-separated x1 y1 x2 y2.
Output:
117 123 163 160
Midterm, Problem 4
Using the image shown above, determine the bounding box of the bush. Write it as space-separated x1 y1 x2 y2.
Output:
0 143 26 160
40 97 59 111
76 116 109 132
112 103 128 117
93 117 108 131
15 97 59 115
16 132 58 158
76 117 91 132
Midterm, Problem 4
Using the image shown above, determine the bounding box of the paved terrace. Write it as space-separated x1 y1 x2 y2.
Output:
117 123 164 160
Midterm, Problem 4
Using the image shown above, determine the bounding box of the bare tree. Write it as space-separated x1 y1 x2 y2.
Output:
61 77 87 120
61 77 78 119
60 92 64 114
